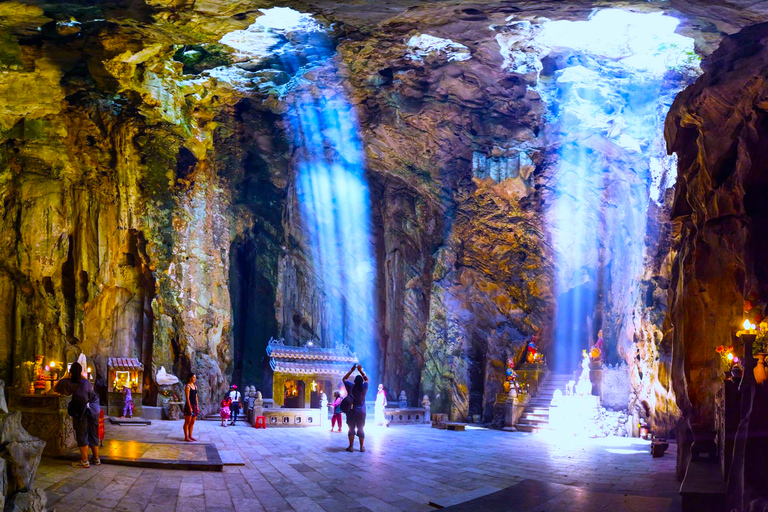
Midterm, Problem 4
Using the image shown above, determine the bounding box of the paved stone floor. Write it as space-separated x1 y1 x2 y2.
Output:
38 420 681 512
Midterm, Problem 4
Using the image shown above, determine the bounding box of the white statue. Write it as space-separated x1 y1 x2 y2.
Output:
156 366 180 385
575 350 592 396
375 384 389 426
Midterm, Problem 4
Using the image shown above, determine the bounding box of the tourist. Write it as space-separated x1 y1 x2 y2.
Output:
51 362 101 468
342 363 369 452
220 394 231 427
374 383 389 427
330 391 342 433
121 384 133 419
228 385 241 425
183 374 199 442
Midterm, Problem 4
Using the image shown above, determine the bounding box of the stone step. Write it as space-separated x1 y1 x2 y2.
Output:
680 461 726 512
516 418 549 427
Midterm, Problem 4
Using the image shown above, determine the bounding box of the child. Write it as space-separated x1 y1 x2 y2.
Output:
330 391 342 433
220 395 231 427
121 384 133 419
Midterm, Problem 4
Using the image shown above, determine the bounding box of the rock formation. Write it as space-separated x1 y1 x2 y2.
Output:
0 411 46 512
666 21 768 505
0 0 767 423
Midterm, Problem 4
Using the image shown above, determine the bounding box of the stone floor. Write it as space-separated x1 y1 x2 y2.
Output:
38 420 681 512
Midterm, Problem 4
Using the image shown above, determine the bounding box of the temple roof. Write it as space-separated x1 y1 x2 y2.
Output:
108 357 143 371
266 339 358 376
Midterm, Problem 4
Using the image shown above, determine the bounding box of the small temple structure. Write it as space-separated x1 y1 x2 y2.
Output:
266 339 358 408
107 357 144 417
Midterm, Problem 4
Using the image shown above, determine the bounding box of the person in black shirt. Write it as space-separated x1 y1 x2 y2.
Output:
51 362 101 468
343 364 369 452
183 374 199 442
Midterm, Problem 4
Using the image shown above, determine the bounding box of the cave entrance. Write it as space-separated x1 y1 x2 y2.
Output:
230 236 278 391
468 341 486 420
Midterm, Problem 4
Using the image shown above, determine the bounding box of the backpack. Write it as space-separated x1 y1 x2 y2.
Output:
67 394 88 419
340 393 354 414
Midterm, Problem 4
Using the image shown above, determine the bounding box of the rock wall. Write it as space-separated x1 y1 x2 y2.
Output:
0 2 263 412
1 0 767 422
666 22 768 492
0 404 47 512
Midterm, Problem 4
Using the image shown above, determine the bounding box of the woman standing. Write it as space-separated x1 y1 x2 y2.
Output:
343 364 369 452
183 374 199 442
52 362 101 468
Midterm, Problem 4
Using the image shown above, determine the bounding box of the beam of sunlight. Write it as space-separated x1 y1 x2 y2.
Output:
538 9 700 372
272 8 378 382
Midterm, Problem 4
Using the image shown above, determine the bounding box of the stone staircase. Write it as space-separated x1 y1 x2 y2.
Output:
515 373 572 433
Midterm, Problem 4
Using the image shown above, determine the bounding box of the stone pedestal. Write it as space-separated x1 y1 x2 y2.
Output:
320 393 328 426
589 367 603 397
250 392 264 427
8 393 75 456
503 392 528 429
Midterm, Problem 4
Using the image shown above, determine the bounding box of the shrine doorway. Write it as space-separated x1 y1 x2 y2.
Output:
310 379 332 408
284 379 305 408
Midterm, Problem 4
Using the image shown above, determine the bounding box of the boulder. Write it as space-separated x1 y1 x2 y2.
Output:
5 487 47 512
0 412 46 511
2 440 45 493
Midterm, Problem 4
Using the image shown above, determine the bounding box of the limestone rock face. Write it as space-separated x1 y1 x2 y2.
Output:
666 22 768 498
0 411 46 512
0 0 767 422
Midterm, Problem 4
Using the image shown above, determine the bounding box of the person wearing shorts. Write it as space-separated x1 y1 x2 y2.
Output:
342 364 369 452
52 362 101 468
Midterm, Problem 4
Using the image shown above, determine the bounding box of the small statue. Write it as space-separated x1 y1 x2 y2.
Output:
590 329 604 362
575 350 592 396
156 366 179 385
505 358 518 391
398 390 407 408
526 336 538 364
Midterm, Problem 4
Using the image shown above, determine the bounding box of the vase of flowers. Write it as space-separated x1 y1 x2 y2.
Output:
752 323 768 384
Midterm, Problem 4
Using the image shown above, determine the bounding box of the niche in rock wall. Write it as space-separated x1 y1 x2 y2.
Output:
468 341 486 421
61 236 76 339
176 146 197 183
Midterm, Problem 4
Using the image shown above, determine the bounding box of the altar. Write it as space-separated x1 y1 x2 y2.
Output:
8 392 76 456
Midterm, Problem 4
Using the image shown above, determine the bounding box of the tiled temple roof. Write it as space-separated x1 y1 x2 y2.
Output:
266 339 358 376
271 361 353 376
107 357 143 371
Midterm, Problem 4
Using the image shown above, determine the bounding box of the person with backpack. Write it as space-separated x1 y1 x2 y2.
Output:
52 361 101 468
342 363 369 452
228 385 241 425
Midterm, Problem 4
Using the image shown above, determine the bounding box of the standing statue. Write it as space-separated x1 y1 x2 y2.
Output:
375 384 389 427
590 329 604 362
575 350 592 396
